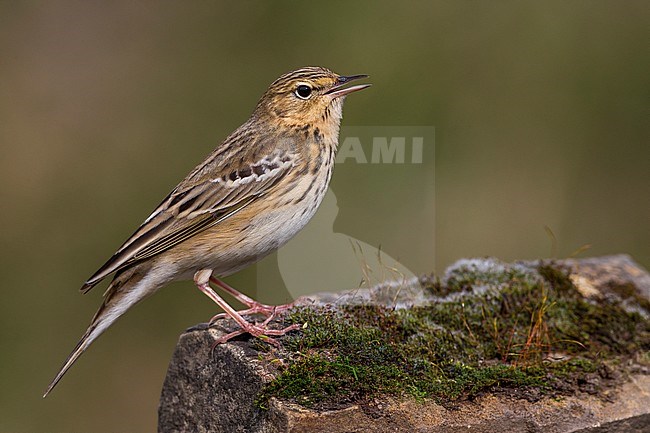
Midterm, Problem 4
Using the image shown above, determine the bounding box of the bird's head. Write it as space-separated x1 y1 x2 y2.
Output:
254 66 370 133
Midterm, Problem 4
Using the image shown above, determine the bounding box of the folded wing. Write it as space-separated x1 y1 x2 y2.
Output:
81 150 294 292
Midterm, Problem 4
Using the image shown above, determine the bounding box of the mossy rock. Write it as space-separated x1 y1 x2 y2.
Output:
256 256 650 410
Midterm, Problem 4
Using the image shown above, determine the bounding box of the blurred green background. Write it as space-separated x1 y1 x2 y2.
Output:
1 2 648 432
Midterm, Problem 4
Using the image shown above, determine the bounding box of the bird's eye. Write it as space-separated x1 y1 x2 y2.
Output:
295 85 312 99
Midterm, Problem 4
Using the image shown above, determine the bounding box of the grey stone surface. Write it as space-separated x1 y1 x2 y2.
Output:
158 255 650 433
158 324 273 433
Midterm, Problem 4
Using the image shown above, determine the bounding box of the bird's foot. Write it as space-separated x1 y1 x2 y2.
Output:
208 299 297 324
195 271 302 347
213 320 302 347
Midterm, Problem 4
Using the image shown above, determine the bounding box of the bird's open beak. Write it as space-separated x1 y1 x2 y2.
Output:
325 74 371 98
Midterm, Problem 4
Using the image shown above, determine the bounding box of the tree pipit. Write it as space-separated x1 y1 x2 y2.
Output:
44 66 370 397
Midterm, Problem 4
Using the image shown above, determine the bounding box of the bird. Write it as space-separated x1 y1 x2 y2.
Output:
43 66 370 397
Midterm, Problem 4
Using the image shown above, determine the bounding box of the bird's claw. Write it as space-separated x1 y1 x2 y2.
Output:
210 322 302 350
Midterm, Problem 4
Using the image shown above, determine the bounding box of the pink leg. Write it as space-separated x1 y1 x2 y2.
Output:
208 276 298 323
194 271 301 345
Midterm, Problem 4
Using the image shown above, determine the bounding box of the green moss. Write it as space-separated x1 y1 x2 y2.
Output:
256 261 650 409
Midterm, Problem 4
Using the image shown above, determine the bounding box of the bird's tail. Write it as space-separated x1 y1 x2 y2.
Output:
43 321 101 398
43 267 154 397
